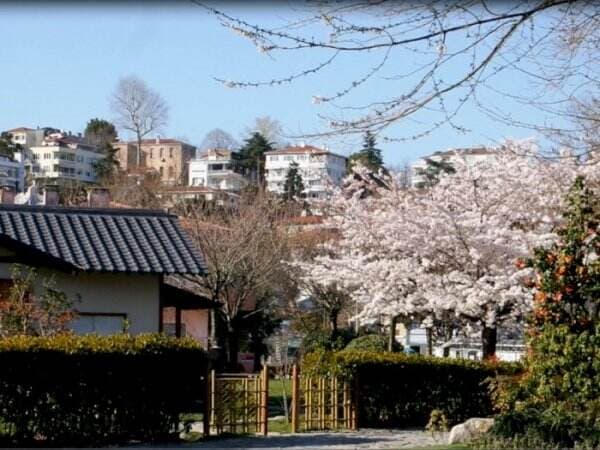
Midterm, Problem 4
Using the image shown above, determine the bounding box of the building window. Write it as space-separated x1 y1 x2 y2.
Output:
160 148 164 158
270 155 279 161
284 155 294 161
169 147 173 158
159 166 164 176
168 166 175 178
150 148 154 159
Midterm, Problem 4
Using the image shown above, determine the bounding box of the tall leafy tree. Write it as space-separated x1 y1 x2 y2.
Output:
85 118 120 183
0 132 21 159
348 131 384 171
238 132 273 183
282 161 305 201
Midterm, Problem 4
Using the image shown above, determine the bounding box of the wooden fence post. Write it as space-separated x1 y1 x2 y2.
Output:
261 364 269 436
351 373 359 430
291 364 299 433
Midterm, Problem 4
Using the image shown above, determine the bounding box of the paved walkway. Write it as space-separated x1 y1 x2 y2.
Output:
137 429 448 449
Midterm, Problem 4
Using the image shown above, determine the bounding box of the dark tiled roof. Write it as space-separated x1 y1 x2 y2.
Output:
0 205 206 275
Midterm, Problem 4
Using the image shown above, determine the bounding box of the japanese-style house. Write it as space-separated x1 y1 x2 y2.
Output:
0 203 215 343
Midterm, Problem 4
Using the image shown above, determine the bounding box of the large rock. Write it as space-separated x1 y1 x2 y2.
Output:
448 418 495 444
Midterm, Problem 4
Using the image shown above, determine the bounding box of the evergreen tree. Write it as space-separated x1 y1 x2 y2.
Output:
348 131 384 171
282 161 305 201
85 118 120 183
238 132 273 183
0 132 21 159
414 157 455 188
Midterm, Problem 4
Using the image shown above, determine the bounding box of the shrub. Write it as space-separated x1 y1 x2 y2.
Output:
303 349 521 428
0 333 206 446
344 334 402 352
491 178 600 448
301 327 356 354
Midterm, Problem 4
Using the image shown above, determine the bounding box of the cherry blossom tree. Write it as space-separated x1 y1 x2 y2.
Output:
298 143 598 358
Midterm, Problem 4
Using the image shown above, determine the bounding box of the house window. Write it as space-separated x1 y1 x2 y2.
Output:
270 155 279 161
149 148 154 159
169 147 173 158
159 166 164 176
71 313 126 335
284 155 293 161
160 148 164 158
168 166 175 178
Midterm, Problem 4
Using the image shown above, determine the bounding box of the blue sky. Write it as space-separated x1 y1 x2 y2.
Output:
0 2 555 166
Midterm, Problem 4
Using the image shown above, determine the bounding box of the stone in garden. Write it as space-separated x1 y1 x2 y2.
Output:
448 417 495 444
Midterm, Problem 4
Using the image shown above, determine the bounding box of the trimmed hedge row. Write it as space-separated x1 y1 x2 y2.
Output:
0 334 207 446
303 349 522 428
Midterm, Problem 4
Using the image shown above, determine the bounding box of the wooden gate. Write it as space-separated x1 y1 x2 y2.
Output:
205 365 269 436
290 364 357 432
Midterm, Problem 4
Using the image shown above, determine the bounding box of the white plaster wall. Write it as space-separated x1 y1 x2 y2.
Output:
0 261 160 335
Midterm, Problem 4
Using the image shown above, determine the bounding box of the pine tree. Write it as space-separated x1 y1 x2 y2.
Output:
238 132 273 184
85 118 120 183
414 157 456 188
348 131 384 171
282 161 305 201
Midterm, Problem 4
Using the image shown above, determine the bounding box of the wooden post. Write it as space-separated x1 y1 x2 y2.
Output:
175 305 182 338
203 367 211 437
351 374 358 430
291 364 299 433
306 377 311 430
260 364 269 435
210 370 216 432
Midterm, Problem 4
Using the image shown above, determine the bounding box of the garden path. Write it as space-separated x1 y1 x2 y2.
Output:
140 429 448 449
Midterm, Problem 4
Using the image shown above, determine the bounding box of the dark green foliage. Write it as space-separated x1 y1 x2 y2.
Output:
301 328 356 354
0 334 206 446
303 350 521 428
492 177 600 448
0 132 21 159
493 324 600 448
348 131 384 171
344 334 402 352
238 132 273 183
282 161 305 201
414 157 456 188
85 118 120 183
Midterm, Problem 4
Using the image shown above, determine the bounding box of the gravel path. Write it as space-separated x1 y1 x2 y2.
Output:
137 429 448 449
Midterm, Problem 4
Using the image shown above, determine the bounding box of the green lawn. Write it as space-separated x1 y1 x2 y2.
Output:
268 377 291 418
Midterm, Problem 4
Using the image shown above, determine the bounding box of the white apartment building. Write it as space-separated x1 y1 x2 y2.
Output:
27 132 103 184
265 144 347 199
188 149 248 191
411 147 498 187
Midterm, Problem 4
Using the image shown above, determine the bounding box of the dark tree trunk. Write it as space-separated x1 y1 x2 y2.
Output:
426 327 433 356
481 326 497 360
388 315 399 352
329 311 339 334
443 326 453 357
226 329 240 371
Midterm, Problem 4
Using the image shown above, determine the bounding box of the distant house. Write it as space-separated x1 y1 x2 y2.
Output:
188 148 249 191
113 138 196 186
0 203 214 340
264 144 347 199
410 146 498 187
27 131 103 185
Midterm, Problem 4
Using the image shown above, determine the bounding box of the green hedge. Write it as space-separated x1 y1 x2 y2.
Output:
303 350 522 428
0 334 207 446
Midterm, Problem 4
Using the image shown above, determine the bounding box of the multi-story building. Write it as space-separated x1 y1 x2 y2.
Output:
27 132 103 184
5 126 61 150
113 138 196 186
410 146 497 187
265 144 347 199
188 149 248 191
